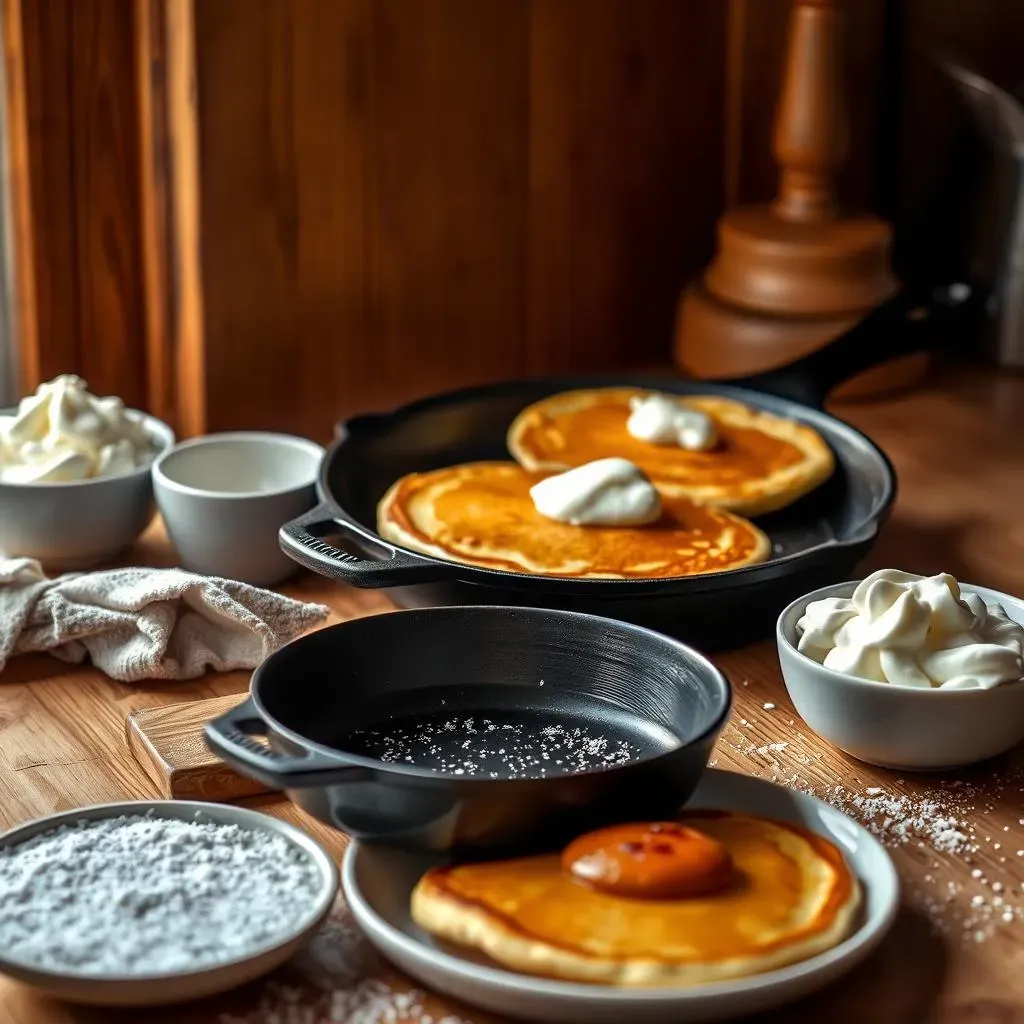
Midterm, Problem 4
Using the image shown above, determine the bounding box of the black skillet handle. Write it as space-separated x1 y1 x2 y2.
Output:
279 503 457 588
204 696 366 789
741 282 979 407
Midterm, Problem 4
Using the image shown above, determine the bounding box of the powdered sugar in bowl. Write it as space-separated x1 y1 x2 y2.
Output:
777 572 1024 770
0 801 338 1007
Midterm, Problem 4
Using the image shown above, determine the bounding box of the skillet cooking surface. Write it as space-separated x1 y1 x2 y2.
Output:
323 374 894 580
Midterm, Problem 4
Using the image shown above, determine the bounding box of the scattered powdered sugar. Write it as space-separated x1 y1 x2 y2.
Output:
223 980 475 1024
222 980 468 1024
777 769 1024 944
719 712 1024 947
222 901 474 1024
346 715 638 779
0 814 322 975
805 784 977 855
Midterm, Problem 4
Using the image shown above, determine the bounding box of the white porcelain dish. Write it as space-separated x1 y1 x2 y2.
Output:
153 431 324 586
342 768 899 1024
778 580 1024 770
0 800 338 1007
0 409 173 569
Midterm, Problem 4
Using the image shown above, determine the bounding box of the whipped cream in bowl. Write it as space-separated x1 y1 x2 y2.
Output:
0 376 174 568
777 570 1024 770
0 375 163 485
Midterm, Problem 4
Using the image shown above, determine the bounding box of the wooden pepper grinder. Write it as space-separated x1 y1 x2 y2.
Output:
674 0 926 399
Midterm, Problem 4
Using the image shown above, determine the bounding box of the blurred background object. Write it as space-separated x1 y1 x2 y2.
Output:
674 0 912 401
941 52 1024 370
0 0 1020 439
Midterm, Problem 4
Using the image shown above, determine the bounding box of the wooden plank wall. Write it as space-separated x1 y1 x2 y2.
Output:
3 0 147 409
2 0 1017 440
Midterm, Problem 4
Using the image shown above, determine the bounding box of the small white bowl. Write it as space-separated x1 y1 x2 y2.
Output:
777 580 1024 770
153 431 324 587
0 409 174 569
0 800 338 1007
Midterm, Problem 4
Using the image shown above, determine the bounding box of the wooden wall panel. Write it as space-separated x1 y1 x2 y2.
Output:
291 0 373 431
527 0 725 375
367 0 528 406
195 0 529 437
192 0 727 439
10 0 947 441
3 0 148 408
70 0 147 409
194 0 303 434
9 0 79 391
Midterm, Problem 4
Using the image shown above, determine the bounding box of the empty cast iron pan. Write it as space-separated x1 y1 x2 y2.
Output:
204 606 731 856
280 284 978 648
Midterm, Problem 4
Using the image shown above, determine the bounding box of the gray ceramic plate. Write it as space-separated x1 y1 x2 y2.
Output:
342 769 899 1024
0 800 338 1007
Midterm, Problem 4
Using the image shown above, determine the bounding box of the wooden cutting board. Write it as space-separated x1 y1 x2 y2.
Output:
126 694 274 801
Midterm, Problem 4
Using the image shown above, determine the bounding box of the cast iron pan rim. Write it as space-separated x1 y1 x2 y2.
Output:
250 605 733 783
339 372 812 423
320 374 897 592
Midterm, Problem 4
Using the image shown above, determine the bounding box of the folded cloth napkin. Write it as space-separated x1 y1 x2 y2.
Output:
0 558 330 682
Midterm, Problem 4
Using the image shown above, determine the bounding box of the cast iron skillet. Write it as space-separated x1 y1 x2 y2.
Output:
280 284 976 648
204 606 730 856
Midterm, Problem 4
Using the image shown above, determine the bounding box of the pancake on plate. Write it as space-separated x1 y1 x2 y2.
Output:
411 812 861 987
507 388 835 516
377 461 769 579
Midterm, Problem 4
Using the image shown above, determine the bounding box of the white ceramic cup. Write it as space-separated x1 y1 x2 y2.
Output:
153 432 325 587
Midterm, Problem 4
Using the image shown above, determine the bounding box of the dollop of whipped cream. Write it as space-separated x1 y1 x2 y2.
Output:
0 375 157 484
530 458 662 527
626 393 717 451
796 568 1024 690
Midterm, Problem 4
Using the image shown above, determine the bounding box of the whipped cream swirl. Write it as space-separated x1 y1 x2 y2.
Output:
796 569 1024 690
0 375 158 484
530 458 662 527
626 393 717 451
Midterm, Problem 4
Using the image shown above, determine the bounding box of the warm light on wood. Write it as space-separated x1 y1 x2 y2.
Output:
771 0 848 224
0 366 1022 1020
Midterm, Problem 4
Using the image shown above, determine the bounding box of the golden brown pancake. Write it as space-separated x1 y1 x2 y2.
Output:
412 812 861 987
507 389 835 516
377 461 770 579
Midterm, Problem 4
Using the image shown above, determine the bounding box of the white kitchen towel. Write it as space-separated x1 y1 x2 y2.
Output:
0 558 330 681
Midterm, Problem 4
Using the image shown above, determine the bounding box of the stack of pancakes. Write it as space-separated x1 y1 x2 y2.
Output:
378 388 835 580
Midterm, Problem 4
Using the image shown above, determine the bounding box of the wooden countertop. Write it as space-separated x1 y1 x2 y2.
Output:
1 363 1023 1024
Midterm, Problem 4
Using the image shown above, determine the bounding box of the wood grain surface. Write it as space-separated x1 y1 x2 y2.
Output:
0 363 1022 1023
125 693 272 800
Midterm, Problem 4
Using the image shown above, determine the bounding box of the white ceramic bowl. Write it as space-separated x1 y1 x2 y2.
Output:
0 800 338 1007
153 431 324 587
0 410 174 570
777 580 1024 770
